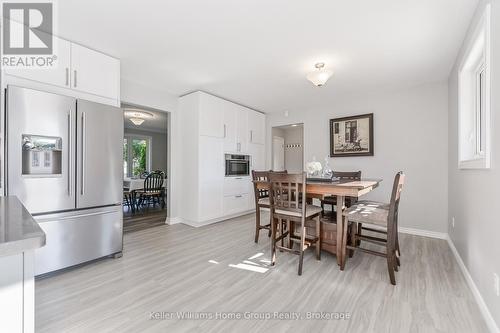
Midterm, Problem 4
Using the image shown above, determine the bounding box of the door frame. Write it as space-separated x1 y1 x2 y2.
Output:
121 101 171 217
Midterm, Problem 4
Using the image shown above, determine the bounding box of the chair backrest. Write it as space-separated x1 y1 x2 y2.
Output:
252 170 271 203
251 170 288 203
268 172 306 218
154 170 166 178
144 171 164 192
333 170 361 180
388 171 405 235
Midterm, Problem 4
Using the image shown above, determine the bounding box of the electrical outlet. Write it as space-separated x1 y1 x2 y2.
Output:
451 217 455 228
494 273 500 297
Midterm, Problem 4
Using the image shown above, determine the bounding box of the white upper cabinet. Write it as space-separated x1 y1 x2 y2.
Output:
199 93 225 138
223 104 238 151
3 36 120 104
248 111 265 145
4 37 71 89
70 43 120 100
236 106 248 153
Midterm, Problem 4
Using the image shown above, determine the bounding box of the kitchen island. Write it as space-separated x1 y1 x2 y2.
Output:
0 196 45 333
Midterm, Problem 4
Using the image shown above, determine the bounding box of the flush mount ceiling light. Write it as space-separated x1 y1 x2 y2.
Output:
124 109 154 126
306 62 333 87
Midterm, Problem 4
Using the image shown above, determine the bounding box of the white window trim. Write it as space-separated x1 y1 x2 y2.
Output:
458 4 491 170
124 134 153 177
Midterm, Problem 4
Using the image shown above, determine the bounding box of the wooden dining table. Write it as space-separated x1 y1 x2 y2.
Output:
254 178 382 267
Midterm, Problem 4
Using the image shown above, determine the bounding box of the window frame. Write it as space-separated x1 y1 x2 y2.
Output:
458 4 491 170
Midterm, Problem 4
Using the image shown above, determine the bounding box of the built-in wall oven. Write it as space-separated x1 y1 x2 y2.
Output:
225 154 250 177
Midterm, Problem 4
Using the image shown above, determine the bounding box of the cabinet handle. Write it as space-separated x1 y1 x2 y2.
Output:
235 177 242 180
223 124 226 138
74 70 77 87
235 195 243 198
250 130 253 143
65 68 69 86
237 142 241 152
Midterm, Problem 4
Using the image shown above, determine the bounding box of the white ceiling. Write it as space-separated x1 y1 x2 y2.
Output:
58 0 478 113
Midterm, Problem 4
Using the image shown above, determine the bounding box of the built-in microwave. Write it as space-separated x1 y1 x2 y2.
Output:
225 154 250 177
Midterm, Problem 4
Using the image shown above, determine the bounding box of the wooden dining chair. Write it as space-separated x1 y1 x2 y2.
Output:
136 171 165 209
320 171 362 217
252 170 287 243
341 171 405 285
268 172 322 276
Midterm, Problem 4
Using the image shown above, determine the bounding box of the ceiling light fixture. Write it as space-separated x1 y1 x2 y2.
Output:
124 109 154 126
130 118 145 126
306 62 333 87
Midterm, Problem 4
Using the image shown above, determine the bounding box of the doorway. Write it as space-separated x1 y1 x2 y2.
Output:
271 124 304 173
122 103 169 233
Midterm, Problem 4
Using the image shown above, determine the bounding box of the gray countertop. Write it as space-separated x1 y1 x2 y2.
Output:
0 196 46 257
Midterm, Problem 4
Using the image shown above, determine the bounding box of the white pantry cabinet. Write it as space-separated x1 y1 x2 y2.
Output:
236 106 249 153
199 136 224 220
199 93 225 138
223 104 238 151
179 91 266 225
248 111 266 145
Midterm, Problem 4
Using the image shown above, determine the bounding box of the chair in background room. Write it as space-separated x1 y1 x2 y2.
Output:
136 171 165 210
341 171 405 285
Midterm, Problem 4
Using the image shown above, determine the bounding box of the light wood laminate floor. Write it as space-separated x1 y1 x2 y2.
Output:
35 213 488 333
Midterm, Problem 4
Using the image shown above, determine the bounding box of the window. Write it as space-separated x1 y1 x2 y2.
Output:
458 5 490 169
123 135 152 177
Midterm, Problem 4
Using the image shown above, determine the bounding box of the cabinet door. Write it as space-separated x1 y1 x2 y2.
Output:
248 143 265 171
199 136 224 221
4 37 71 88
199 93 224 138
71 43 120 100
236 106 248 153
248 111 265 145
223 104 237 152
0 254 23 333
223 194 249 216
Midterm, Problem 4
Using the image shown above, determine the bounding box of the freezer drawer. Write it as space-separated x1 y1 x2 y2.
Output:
34 206 123 276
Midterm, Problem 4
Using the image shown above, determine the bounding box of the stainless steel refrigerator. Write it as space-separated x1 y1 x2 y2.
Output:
6 85 123 276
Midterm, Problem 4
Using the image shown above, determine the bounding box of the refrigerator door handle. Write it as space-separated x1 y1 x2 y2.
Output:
81 111 86 195
67 112 72 196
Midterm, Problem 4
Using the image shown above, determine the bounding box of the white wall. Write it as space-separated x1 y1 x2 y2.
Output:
448 0 500 330
121 79 180 219
266 82 449 233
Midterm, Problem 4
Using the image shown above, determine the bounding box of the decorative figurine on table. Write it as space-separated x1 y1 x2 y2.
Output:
322 156 333 179
306 156 322 178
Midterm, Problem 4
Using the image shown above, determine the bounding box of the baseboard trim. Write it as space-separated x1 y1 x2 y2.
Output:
446 235 500 333
165 216 183 225
179 210 255 228
398 227 447 239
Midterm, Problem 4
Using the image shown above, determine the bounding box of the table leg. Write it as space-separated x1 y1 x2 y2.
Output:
336 195 345 266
